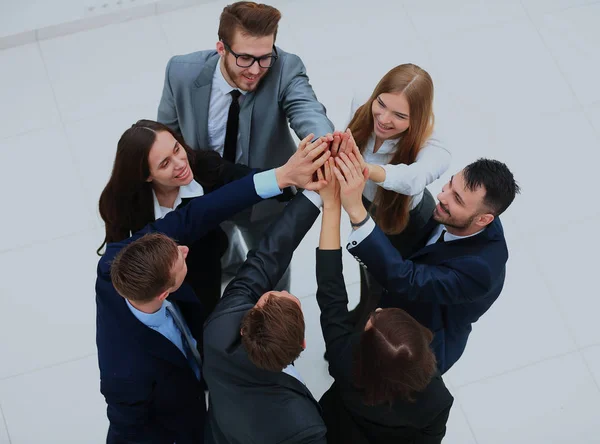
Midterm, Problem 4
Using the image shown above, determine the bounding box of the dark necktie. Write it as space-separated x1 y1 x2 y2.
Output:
165 303 202 379
436 229 446 244
223 89 242 163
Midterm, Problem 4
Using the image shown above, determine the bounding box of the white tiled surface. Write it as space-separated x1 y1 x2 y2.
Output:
0 0 597 442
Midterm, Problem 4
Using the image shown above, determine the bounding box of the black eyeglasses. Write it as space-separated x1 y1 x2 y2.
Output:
222 41 278 68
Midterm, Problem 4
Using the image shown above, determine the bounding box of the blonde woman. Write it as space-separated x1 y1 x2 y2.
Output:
348 64 451 325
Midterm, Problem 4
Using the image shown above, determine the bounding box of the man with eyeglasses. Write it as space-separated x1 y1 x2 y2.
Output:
158 1 334 294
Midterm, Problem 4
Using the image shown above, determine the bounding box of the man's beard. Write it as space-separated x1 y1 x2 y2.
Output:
434 212 476 230
223 58 262 92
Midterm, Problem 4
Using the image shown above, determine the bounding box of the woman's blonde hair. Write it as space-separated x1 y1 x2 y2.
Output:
348 64 434 234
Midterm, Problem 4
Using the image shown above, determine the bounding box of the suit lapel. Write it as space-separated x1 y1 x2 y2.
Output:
192 53 220 150
113 296 192 372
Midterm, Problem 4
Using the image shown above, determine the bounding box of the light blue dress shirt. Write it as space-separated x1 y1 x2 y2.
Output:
126 299 201 380
253 169 282 199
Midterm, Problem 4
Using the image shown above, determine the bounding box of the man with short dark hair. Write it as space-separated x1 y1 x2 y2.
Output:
334 155 520 373
96 136 330 443
157 1 334 291
202 187 328 443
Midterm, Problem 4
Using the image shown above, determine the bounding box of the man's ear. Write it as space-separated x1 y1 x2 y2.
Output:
302 339 306 350
476 213 495 228
157 290 169 302
216 41 225 56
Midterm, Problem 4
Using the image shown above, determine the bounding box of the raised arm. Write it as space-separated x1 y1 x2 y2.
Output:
334 152 496 305
315 159 356 380
224 191 321 303
367 135 451 196
280 53 334 139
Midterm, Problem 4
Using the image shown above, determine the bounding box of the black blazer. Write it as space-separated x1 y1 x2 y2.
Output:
203 193 327 444
96 174 266 444
348 217 508 373
316 249 454 444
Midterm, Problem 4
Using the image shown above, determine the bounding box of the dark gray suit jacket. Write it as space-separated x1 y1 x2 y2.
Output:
202 193 326 444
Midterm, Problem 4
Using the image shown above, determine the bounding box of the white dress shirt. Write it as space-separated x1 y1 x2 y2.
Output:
207 62 248 162
348 93 451 209
152 179 204 220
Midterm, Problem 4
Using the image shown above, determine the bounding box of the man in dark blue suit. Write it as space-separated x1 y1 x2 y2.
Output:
95 135 331 444
332 155 520 374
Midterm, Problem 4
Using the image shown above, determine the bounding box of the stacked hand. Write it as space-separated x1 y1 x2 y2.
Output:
276 133 333 191
332 152 369 224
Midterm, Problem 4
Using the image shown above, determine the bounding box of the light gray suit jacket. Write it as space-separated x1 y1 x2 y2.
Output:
157 47 334 170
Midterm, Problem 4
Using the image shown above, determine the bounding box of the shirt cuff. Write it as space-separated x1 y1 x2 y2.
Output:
346 218 376 249
253 169 283 199
302 190 323 209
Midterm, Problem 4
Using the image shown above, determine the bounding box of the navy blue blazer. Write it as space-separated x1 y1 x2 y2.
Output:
96 173 265 444
348 218 508 373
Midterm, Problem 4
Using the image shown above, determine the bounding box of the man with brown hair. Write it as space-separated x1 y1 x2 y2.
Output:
202 188 328 443
96 137 331 444
157 1 334 292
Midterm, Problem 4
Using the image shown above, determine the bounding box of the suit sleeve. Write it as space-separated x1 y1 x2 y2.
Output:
157 57 180 134
223 193 320 303
349 226 493 305
280 54 334 140
102 378 163 444
315 249 355 380
415 404 452 444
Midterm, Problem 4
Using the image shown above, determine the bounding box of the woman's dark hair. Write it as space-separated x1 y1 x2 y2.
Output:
97 120 221 255
353 308 437 406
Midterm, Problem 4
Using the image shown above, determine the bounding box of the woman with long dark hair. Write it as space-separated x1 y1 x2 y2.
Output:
347 64 451 325
98 119 254 315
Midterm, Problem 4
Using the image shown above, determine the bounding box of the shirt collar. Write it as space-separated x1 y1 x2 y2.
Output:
126 299 170 328
152 180 204 220
213 61 248 96
368 134 401 155
440 225 485 242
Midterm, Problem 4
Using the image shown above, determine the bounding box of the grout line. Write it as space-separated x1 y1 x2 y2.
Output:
0 227 97 256
580 350 600 393
519 0 583 111
456 400 479 444
0 353 97 382
0 401 11 444
35 39 99 224
454 349 579 390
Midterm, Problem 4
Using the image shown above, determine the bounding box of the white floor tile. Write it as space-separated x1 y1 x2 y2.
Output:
443 401 477 444
39 16 171 123
522 0 596 16
0 43 60 138
0 229 102 378
531 216 600 348
445 243 576 388
159 1 230 56
0 128 94 252
63 103 161 227
586 103 600 135
458 352 600 444
536 3 600 106
0 408 9 444
404 0 527 40
427 20 577 117
582 345 600 388
477 110 597 233
0 356 107 444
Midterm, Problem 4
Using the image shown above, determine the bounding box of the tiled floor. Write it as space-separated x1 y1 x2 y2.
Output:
0 0 598 442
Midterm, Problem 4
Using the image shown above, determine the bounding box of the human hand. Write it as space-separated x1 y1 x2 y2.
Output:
329 131 349 158
332 152 369 223
316 158 340 208
345 128 367 172
276 133 332 191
